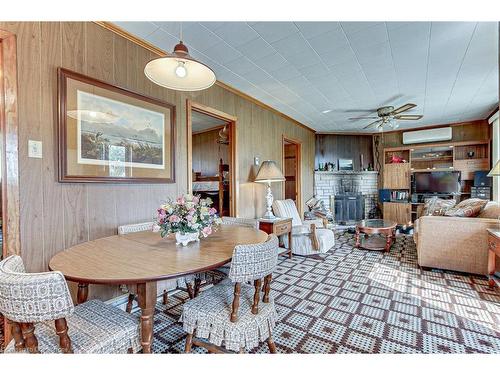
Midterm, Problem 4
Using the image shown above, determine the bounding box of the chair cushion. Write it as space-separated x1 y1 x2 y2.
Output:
272 199 302 226
4 300 141 354
478 201 500 219
180 279 277 352
422 197 456 216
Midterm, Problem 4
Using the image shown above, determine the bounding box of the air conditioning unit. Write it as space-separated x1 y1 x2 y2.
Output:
402 127 452 145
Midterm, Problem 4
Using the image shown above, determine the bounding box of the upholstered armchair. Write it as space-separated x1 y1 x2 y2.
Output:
0 255 141 353
272 199 335 255
180 235 279 353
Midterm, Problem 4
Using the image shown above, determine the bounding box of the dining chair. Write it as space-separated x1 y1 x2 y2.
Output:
117 222 224 305
272 199 335 255
221 216 258 229
0 255 141 354
180 235 279 353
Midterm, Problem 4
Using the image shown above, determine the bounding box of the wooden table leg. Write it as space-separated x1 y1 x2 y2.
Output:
77 283 89 305
355 227 361 248
384 231 392 252
288 231 292 259
137 281 157 353
488 247 496 288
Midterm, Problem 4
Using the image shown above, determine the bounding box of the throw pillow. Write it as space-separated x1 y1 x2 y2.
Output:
423 197 456 216
478 201 500 219
444 198 488 217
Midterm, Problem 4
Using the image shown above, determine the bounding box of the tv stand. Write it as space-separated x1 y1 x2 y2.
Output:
414 193 461 203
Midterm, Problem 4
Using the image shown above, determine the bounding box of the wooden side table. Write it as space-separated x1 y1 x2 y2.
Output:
487 228 500 288
258 217 293 258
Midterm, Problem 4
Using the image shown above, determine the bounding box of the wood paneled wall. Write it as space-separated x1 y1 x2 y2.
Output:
0 22 315 299
192 128 229 176
315 134 374 171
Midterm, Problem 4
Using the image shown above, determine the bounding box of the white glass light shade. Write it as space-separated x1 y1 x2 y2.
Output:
488 160 500 177
144 42 216 92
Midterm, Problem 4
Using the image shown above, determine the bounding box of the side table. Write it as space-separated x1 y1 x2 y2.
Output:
258 217 293 258
487 228 500 288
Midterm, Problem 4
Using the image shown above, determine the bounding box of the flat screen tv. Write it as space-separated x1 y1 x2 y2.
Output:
414 171 461 194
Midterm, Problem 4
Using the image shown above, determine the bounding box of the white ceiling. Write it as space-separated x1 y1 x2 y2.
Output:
115 21 499 133
191 110 227 132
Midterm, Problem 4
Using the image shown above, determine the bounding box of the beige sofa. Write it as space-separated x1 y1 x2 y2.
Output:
414 201 500 275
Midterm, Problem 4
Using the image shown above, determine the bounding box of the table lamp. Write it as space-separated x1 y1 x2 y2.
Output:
488 160 500 178
255 160 285 219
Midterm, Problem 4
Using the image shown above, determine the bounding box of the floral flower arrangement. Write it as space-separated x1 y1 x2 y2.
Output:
155 194 222 240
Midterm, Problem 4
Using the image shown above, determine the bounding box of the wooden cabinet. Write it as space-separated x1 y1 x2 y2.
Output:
383 202 411 225
383 163 411 189
453 158 490 180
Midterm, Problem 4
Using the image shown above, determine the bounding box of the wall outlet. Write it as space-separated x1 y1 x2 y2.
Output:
28 140 42 158
254 156 260 166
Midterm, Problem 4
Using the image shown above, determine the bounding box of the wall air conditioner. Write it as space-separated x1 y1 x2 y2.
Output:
402 127 452 145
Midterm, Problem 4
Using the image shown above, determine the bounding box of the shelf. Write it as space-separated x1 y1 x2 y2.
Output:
411 156 453 162
411 168 455 172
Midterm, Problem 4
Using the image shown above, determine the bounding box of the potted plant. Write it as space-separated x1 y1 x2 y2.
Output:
155 194 222 246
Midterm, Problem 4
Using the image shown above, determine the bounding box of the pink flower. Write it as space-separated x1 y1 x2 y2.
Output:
176 196 185 205
169 215 180 223
192 196 200 204
186 215 193 222
209 207 217 215
201 226 212 237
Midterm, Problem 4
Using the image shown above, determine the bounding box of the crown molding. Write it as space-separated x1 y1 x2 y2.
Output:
93 21 315 133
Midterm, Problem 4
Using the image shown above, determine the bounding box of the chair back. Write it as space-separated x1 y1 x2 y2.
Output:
118 222 154 235
221 216 258 229
0 255 74 323
272 199 302 226
229 235 279 283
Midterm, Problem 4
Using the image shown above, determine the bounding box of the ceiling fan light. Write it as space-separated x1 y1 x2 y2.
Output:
144 41 216 91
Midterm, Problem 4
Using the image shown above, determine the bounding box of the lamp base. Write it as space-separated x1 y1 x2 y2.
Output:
261 211 276 220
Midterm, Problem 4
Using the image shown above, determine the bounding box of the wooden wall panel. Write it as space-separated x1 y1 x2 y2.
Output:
0 22 315 300
316 134 374 171
192 128 230 176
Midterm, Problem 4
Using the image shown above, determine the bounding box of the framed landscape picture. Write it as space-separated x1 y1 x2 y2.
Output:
58 68 176 183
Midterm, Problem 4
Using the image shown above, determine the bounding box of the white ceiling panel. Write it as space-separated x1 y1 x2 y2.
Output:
117 21 499 132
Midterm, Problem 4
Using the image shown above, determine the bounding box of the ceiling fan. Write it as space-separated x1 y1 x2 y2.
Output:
349 103 423 131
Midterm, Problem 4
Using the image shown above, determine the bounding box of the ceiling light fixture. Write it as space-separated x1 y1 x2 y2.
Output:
144 23 216 91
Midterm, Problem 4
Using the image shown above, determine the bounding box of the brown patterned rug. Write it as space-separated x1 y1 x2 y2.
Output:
148 232 500 353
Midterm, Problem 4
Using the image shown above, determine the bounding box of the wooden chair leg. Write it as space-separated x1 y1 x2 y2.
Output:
20 323 39 353
267 336 277 354
55 318 73 353
162 290 168 305
185 333 193 353
186 282 195 299
194 278 202 297
126 293 135 313
10 321 25 352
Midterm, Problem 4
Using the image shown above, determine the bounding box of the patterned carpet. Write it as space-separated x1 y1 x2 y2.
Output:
148 232 500 353
2 232 500 354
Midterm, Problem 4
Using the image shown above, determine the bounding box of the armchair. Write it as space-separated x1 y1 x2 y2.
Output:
0 256 141 353
272 199 335 256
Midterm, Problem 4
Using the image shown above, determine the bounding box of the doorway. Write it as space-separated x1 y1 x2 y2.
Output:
187 100 237 217
282 136 302 213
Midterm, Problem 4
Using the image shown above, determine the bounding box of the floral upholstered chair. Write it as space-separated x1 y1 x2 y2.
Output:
221 216 258 229
272 199 335 255
180 235 279 353
0 255 141 354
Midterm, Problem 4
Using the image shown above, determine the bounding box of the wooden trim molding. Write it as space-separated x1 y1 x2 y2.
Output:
94 21 315 134
282 135 302 215
0 28 21 351
186 99 238 217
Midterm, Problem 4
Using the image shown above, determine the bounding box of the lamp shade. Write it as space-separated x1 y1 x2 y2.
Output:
255 160 285 183
144 41 216 92
488 160 500 176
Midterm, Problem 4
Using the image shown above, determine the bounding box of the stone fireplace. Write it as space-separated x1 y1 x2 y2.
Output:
314 171 379 223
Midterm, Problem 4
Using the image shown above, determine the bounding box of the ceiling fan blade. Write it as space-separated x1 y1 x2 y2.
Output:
348 116 379 120
394 114 423 120
363 119 382 130
392 103 417 114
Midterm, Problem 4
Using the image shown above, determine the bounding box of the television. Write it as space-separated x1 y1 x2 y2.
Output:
414 171 460 194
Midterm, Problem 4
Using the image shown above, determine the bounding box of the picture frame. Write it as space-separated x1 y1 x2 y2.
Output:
58 68 176 183
338 159 354 171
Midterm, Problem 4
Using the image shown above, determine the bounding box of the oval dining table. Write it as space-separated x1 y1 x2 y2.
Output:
48 224 268 353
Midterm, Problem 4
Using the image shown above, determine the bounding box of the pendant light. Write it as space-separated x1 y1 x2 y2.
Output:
144 23 216 91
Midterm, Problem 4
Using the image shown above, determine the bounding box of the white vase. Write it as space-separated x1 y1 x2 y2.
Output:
175 231 199 246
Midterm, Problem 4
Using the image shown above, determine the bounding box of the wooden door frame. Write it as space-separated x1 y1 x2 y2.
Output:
0 29 21 349
282 135 302 215
186 100 238 217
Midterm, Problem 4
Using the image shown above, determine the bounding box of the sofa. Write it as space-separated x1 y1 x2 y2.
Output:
414 201 500 275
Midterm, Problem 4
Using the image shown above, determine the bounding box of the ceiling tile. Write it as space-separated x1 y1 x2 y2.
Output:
307 29 348 54
181 23 221 52
223 56 260 76
253 53 288 73
202 42 242 64
248 22 298 43
144 29 179 52
269 64 303 81
211 23 260 47
235 37 276 61
294 22 341 38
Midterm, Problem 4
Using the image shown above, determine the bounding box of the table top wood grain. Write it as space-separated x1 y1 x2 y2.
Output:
49 225 268 285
